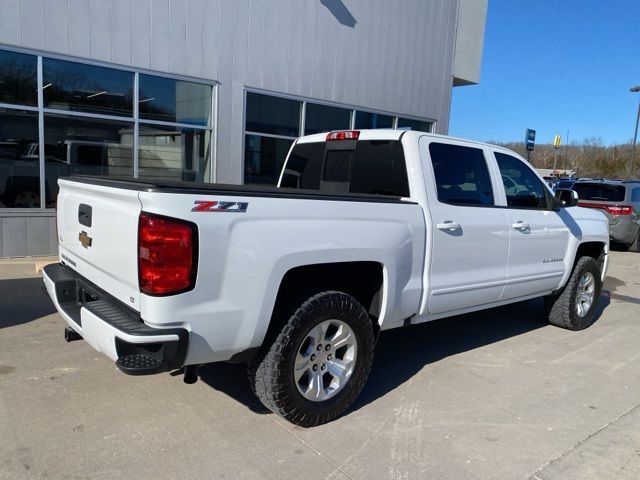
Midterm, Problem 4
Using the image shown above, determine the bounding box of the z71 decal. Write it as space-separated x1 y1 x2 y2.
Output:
192 200 249 213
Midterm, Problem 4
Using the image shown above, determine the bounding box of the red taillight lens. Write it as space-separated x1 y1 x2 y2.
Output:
578 202 634 216
326 130 360 141
605 205 633 216
138 212 197 295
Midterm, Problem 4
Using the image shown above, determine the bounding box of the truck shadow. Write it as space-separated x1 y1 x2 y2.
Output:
0 278 56 329
352 293 610 413
198 294 611 416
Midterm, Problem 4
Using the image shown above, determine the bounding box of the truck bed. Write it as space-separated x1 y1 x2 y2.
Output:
65 175 413 204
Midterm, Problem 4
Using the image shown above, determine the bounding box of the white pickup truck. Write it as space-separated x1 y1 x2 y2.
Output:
43 129 609 426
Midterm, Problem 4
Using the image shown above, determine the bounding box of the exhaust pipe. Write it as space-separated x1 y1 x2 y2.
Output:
183 365 199 384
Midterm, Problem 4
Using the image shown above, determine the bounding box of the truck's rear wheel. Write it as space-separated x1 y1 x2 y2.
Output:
544 256 602 330
248 291 375 427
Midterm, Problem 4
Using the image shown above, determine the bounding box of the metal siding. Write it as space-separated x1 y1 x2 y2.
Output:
150 0 170 71
3 217 28 257
131 0 151 68
20 0 46 49
89 0 112 61
26 217 50 255
260 0 278 88
168 0 187 75
44 0 69 54
245 0 264 88
0 0 22 45
201 0 220 79
68 0 91 57
49 216 58 254
185 0 204 77
111 0 132 65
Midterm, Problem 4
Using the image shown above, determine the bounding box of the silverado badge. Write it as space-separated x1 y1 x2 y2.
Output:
79 231 93 248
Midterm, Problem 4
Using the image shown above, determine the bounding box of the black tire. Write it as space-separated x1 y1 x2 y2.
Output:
544 256 602 330
629 229 640 253
248 291 375 427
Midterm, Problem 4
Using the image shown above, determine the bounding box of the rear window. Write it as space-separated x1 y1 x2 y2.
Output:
280 140 410 197
573 183 625 202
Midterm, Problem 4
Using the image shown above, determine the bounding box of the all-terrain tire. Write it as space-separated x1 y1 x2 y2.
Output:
544 256 602 330
247 291 375 427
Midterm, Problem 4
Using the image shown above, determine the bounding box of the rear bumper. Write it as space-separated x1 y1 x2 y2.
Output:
42 263 188 374
609 221 639 245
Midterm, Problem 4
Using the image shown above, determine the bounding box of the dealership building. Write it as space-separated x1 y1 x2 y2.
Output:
0 0 487 257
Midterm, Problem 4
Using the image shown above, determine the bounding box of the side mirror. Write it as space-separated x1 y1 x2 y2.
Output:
555 188 578 208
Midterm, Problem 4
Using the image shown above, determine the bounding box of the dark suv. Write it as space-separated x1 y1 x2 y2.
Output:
573 179 640 251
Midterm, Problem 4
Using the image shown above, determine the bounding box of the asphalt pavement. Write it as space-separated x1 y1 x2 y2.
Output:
1 251 640 479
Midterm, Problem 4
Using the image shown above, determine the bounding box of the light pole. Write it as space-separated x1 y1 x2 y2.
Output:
631 85 640 178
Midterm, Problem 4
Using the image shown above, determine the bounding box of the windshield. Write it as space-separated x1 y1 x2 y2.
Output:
573 183 625 202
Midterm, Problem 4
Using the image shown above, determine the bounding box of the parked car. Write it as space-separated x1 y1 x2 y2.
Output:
43 129 610 426
573 179 640 251
554 178 576 191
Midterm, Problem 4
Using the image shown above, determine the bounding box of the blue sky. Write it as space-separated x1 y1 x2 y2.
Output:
449 0 640 146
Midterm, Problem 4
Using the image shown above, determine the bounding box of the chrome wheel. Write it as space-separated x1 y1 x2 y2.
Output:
294 319 357 402
575 272 595 317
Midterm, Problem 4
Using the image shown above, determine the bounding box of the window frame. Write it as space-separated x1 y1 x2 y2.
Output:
492 150 555 211
0 44 218 211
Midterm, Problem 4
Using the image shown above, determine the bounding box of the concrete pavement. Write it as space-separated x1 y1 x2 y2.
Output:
1 251 640 479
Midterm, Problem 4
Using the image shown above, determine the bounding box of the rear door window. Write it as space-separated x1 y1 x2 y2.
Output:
428 142 494 206
573 183 626 202
281 140 410 197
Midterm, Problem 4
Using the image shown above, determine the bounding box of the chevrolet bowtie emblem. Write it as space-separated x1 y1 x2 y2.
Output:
79 231 93 248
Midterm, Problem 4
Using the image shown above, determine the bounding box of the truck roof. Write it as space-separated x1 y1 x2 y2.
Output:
296 129 498 150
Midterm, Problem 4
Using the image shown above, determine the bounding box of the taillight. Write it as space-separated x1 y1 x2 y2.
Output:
605 205 633 216
578 202 633 216
138 212 198 296
326 130 360 141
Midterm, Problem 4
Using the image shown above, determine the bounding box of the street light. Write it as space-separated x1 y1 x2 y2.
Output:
630 85 640 178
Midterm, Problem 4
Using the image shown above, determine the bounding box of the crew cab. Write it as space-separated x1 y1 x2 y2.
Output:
43 130 610 426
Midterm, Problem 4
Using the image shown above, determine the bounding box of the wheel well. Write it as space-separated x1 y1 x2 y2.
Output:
575 241 606 269
265 261 384 345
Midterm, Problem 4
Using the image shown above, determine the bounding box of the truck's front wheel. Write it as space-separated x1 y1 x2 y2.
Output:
545 256 602 330
248 291 375 427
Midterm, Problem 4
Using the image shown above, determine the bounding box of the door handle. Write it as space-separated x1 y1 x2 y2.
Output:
512 221 530 230
436 221 461 231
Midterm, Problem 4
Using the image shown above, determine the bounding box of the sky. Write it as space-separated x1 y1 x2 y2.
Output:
449 0 640 146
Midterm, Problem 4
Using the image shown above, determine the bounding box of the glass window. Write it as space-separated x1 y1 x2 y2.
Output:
397 118 432 132
429 143 494 206
139 74 212 126
304 103 351 135
244 134 294 185
0 109 40 208
138 125 210 182
43 114 134 204
354 111 394 129
572 183 626 202
495 152 550 209
280 142 324 190
281 140 409 197
245 92 300 137
631 187 640 203
43 58 134 116
0 49 37 106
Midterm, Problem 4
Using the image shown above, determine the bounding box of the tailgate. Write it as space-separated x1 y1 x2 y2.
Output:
56 178 141 311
